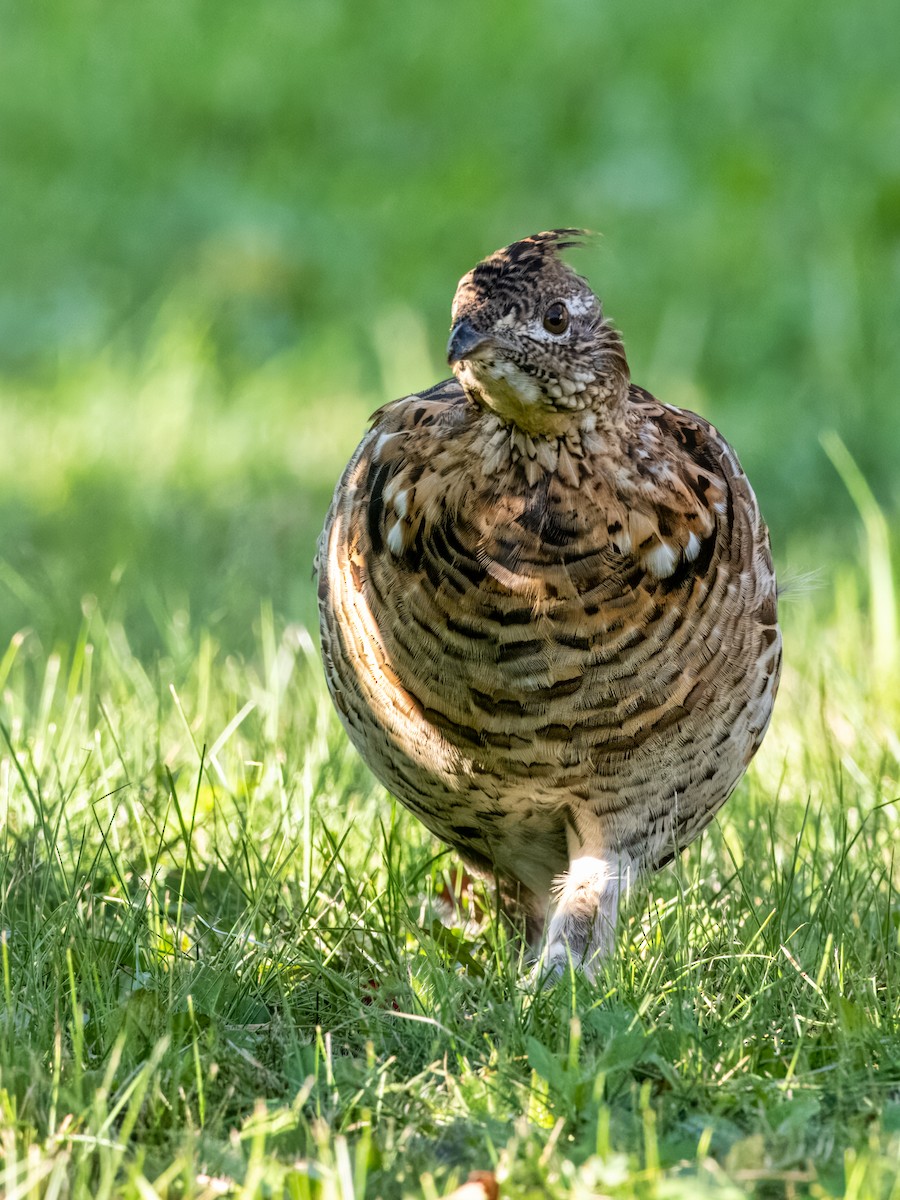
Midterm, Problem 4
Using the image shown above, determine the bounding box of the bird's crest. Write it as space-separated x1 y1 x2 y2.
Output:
472 229 596 282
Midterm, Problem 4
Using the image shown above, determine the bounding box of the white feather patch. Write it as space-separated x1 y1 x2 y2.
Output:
644 541 678 578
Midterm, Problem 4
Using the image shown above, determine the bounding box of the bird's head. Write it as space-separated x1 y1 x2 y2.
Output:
447 230 630 436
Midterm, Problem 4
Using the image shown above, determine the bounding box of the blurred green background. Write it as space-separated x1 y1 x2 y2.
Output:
1 0 897 652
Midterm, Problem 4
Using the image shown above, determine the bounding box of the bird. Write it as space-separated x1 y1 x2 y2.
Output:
317 230 781 979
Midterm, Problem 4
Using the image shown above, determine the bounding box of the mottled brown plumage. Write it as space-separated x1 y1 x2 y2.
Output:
317 231 781 978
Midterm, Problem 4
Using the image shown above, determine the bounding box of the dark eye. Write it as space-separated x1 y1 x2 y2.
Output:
543 302 569 335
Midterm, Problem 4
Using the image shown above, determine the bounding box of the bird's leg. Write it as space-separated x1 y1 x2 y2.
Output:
540 829 632 981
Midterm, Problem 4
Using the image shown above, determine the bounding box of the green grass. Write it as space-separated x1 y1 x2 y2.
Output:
2 0 900 1193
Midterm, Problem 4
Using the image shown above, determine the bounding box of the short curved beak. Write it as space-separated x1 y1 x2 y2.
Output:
447 319 490 366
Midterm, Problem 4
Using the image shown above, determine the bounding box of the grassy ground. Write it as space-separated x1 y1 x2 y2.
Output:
3 0 900 1194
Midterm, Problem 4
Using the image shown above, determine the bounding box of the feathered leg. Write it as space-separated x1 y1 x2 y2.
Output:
540 827 633 981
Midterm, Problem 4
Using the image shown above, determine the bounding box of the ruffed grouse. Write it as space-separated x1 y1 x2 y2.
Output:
318 231 781 978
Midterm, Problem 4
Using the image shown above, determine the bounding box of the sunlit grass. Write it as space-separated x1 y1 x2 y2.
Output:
1 0 899 1193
